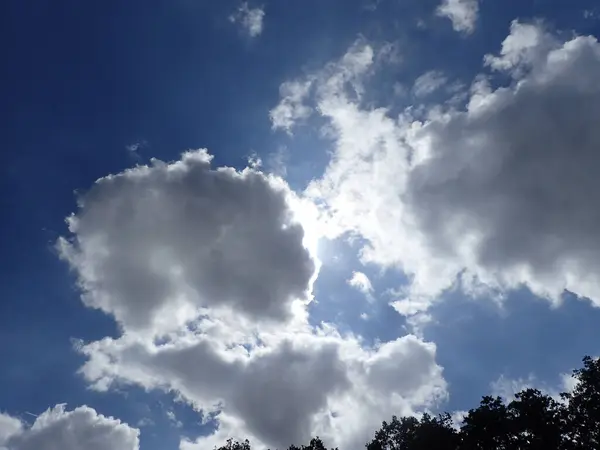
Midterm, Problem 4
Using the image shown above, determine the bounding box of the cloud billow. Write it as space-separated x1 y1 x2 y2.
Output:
274 22 600 315
58 149 316 334
57 149 445 449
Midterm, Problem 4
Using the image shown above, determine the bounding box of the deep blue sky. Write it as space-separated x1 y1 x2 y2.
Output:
2 1 600 449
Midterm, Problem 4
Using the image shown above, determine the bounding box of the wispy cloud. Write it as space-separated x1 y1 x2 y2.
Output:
230 2 265 38
436 0 479 34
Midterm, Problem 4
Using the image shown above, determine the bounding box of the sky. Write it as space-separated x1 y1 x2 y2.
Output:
2 0 600 449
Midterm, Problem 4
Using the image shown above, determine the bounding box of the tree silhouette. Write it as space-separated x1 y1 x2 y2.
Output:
366 413 459 450
217 438 252 450
215 356 600 450
562 355 600 449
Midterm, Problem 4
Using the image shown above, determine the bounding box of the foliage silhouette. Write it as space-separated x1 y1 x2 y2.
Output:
215 356 600 450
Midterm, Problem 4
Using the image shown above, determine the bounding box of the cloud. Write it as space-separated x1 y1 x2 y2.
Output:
79 329 446 450
403 30 600 307
436 0 479 34
270 79 314 132
347 271 374 301
0 405 139 450
60 150 447 449
230 2 265 38
273 23 600 319
412 70 447 97
58 150 316 335
270 40 375 133
490 374 539 401
491 372 576 402
484 21 557 76
450 410 468 429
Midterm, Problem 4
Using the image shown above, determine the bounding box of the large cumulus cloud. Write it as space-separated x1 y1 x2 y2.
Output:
58 149 315 333
407 25 600 305
58 150 446 449
0 405 139 450
273 22 600 315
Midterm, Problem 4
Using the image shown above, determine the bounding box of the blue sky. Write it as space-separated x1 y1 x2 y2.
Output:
2 1 600 449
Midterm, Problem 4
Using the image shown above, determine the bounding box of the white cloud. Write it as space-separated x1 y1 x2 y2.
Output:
484 21 557 76
412 70 447 97
166 411 183 428
401 30 600 308
0 405 139 450
270 79 315 132
79 329 446 450
58 149 316 335
560 372 578 393
450 410 468 429
0 413 22 449
230 2 265 38
60 150 447 449
436 0 479 34
491 372 576 402
270 40 375 133
347 271 374 301
273 23 600 320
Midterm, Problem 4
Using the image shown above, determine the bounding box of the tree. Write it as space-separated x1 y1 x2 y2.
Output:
366 413 459 450
288 437 337 450
216 438 252 450
460 396 513 450
507 388 566 449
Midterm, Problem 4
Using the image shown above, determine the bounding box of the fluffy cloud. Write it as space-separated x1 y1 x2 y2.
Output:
484 21 557 76
270 79 315 133
347 271 374 301
58 150 315 334
271 40 375 135
230 2 265 38
60 150 446 449
436 0 479 34
273 23 600 318
79 329 446 450
0 405 139 450
0 414 22 449
405 30 600 306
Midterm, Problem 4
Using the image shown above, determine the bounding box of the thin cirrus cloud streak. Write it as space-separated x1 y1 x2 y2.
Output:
57 149 317 335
